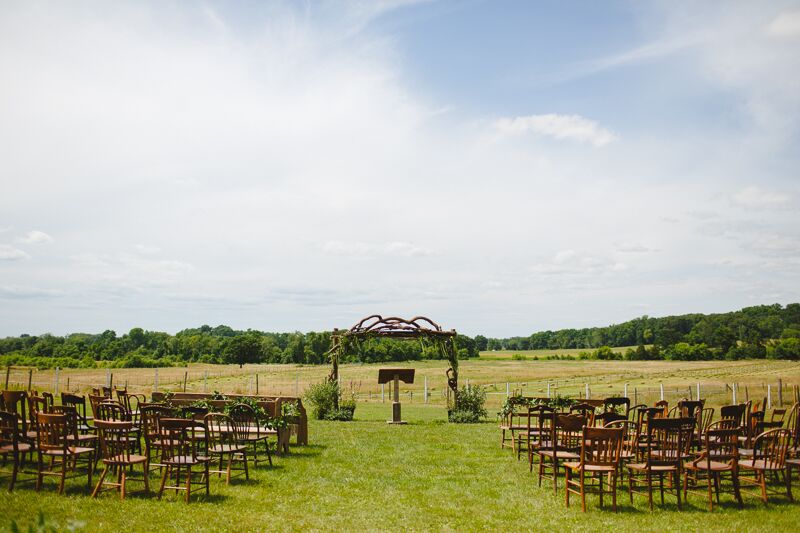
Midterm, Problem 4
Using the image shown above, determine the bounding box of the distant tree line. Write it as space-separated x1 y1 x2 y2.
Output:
0 324 480 369
483 303 800 361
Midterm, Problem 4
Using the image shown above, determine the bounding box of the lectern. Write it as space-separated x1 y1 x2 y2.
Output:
378 368 415 424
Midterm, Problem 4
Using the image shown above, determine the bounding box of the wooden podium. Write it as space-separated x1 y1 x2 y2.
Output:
378 368 415 424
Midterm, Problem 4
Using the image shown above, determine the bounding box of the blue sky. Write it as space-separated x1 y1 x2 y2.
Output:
1 0 799 337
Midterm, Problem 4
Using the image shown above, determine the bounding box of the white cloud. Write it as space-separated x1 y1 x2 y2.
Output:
15 230 53 244
766 11 800 38
531 250 628 276
493 114 618 147
733 186 791 208
615 242 659 253
0 245 30 260
322 240 433 258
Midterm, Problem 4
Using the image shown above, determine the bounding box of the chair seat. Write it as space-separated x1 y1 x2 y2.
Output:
538 450 579 460
0 442 32 453
739 459 785 471
104 453 148 465
563 461 616 472
43 446 94 456
627 463 678 472
685 460 732 472
210 444 247 454
164 455 211 465
738 448 755 458
68 434 98 444
785 458 800 467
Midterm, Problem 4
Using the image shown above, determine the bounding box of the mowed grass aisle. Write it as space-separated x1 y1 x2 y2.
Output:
2 403 799 532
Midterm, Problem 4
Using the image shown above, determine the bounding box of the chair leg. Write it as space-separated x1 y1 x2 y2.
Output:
580 471 586 513
243 451 249 480
120 469 127 500
226 454 233 485
760 471 768 504
92 465 109 498
9 451 18 492
143 460 150 493
565 468 570 508
158 465 170 499
205 461 210 495
733 470 743 508
675 472 682 510
264 439 273 467
785 469 793 502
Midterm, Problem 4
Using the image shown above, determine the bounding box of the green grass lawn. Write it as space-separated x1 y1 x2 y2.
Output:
2 403 799 532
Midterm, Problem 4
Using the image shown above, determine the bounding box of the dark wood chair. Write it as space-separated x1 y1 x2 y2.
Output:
564 426 624 512
524 404 554 469
157 418 210 502
35 412 94 494
604 420 637 467
0 410 32 491
538 413 584 492
603 397 631 417
229 404 272 467
739 428 793 503
61 393 94 434
569 403 596 427
627 417 689 510
92 420 149 499
205 412 249 485
683 426 743 510
141 404 176 472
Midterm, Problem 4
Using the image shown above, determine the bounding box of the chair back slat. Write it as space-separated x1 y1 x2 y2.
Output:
36 413 69 453
582 426 623 466
753 428 791 470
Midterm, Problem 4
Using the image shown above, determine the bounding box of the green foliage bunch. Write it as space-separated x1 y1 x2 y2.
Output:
304 380 356 421
449 384 487 423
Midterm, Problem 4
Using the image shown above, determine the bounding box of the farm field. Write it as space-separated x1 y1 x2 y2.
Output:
7 357 800 411
3 402 799 532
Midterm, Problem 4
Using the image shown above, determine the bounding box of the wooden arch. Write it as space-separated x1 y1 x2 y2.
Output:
327 315 459 409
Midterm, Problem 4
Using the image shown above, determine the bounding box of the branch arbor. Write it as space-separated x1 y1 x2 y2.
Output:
327 315 461 412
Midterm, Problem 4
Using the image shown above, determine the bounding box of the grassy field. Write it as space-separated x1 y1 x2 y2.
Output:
2 402 799 532
7 356 800 411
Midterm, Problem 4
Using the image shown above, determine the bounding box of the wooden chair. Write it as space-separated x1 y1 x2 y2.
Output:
61 393 94 434
627 417 688 510
0 410 32 491
35 412 94 494
569 403 596 427
604 420 637 467
654 400 669 417
739 428 793 503
683 426 743 510
141 404 176 471
786 402 799 458
2 391 31 442
564 426 624 512
538 413 584 492
229 404 272 467
500 405 531 453
524 404 554 469
720 404 747 428
26 394 49 442
91 420 149 499
603 397 630 417
50 405 99 453
205 413 249 485
157 418 210 503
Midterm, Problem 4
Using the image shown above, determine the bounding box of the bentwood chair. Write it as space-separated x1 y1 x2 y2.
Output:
0 410 32 491
92 420 149 500
627 417 689 510
35 413 94 494
157 418 210 503
683 426 743 510
564 426 624 512
739 428 793 503
204 413 249 485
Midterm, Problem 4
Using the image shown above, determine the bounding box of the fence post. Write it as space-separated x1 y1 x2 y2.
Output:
732 383 737 404
4 366 9 389
659 383 664 401
624 383 628 398
256 374 259 395
767 384 772 409
697 382 701 400
28 368 33 390
54 367 60 395
506 382 510 398
585 383 590 399
183 371 188 392
106 369 111 388
778 379 783 407
547 382 551 398
424 376 428 404
154 368 159 392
